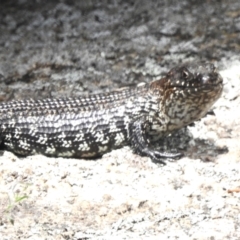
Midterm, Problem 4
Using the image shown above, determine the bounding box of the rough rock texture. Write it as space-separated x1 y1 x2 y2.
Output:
0 0 239 239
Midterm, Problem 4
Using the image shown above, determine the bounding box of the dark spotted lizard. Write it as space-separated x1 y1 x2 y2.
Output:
0 62 223 164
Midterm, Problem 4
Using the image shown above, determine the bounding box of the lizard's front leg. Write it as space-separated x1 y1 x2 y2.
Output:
129 116 183 164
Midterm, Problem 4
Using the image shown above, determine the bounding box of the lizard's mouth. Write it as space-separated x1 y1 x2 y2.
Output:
167 76 223 101
171 74 223 90
171 83 223 92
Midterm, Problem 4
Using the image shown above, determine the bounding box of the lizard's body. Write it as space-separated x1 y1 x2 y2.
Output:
0 62 223 164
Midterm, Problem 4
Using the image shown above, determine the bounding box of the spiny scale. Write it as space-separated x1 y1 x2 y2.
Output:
0 62 223 164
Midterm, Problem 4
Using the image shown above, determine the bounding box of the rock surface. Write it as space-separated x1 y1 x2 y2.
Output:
0 0 240 239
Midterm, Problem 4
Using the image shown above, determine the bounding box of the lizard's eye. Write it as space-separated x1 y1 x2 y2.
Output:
182 69 189 79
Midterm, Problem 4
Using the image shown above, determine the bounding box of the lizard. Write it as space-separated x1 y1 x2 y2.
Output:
0 61 223 164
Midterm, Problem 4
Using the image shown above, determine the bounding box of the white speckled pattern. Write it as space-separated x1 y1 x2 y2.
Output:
0 62 223 164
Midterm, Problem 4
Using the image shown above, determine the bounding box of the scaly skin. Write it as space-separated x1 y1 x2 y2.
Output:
0 62 223 164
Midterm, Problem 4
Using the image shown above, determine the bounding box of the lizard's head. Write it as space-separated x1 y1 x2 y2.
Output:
165 61 223 91
151 62 223 131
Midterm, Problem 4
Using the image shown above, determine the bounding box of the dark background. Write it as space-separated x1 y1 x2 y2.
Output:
0 0 239 101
